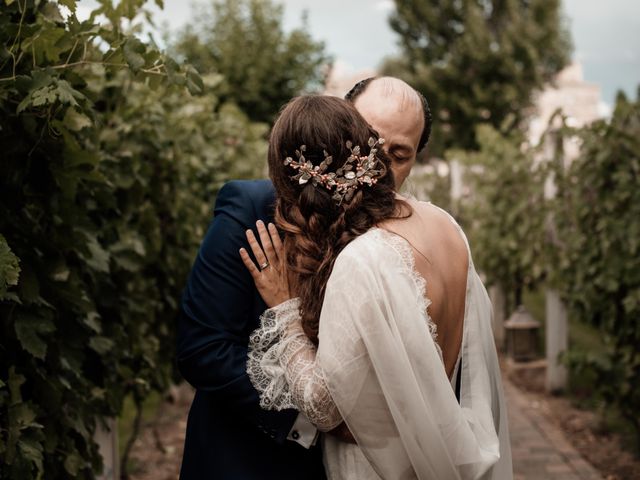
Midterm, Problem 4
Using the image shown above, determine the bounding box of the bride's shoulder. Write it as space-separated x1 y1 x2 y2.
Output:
335 228 396 269
410 198 455 223
398 198 468 237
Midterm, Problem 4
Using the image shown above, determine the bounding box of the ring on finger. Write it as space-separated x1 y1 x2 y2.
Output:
259 261 270 271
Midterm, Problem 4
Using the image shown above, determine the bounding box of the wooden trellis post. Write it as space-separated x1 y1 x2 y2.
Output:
545 289 568 392
95 418 119 480
543 129 568 393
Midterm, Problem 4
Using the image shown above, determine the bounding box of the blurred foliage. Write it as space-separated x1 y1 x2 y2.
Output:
382 0 572 158
549 91 640 450
170 0 331 123
454 125 546 311
403 163 452 212
0 0 265 477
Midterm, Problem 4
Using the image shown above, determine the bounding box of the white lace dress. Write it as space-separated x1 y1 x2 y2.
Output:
247 221 512 479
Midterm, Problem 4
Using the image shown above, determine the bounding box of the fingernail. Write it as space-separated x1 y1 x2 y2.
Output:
257 220 264 227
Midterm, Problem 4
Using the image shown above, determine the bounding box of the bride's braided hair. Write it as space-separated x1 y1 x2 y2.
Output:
268 95 409 344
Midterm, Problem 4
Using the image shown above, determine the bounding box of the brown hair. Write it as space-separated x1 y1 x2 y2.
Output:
268 95 408 344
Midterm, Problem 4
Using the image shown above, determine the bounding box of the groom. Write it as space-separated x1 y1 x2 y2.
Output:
177 76 431 479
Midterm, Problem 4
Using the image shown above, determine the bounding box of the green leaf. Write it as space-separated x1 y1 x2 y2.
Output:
123 38 146 72
0 234 21 300
64 147 99 169
90 387 106 400
89 336 114 354
64 108 92 131
112 253 142 272
8 367 26 405
84 236 110 273
12 404 37 428
14 313 56 360
186 69 204 96
18 438 44 473
16 71 54 112
31 85 59 107
54 80 85 106
24 26 67 63
64 451 82 476
83 311 102 333
17 94 35 114
42 3 65 23
58 0 77 12
111 232 146 257
49 258 70 282
6 402 40 468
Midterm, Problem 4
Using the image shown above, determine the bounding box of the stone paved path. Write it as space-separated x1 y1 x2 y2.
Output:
504 378 603 480
130 380 605 480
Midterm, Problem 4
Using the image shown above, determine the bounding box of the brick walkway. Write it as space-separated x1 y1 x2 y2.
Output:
130 379 606 480
505 378 602 480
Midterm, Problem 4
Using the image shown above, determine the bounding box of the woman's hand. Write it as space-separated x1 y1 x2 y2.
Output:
240 220 291 308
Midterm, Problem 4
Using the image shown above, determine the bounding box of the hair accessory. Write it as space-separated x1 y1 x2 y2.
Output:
283 137 385 205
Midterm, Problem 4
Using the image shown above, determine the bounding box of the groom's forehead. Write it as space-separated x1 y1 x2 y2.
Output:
361 78 422 113
354 90 423 143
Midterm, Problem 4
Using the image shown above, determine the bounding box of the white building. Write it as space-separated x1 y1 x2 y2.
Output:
323 61 377 98
529 62 605 161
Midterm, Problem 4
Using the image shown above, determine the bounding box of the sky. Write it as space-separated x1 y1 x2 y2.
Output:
77 0 640 107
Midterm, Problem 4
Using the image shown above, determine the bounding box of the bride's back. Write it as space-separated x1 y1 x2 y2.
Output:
381 198 468 379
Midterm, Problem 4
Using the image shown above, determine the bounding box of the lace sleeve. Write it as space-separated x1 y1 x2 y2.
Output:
247 298 343 432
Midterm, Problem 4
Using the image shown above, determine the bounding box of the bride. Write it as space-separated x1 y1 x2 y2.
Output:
239 95 512 479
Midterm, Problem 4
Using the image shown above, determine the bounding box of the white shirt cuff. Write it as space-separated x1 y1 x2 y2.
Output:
287 413 318 449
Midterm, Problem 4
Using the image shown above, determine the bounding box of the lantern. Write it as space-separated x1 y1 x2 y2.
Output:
504 305 541 362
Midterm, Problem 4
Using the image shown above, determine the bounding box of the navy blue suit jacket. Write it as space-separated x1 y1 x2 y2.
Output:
177 180 325 479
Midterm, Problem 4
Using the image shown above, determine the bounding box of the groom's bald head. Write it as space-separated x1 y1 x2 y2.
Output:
346 77 432 152
346 77 432 189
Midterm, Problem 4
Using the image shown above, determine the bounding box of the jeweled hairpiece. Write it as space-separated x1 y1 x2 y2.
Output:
283 137 385 205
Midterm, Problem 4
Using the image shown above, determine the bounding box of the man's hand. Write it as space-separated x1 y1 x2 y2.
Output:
240 220 291 308
328 422 356 444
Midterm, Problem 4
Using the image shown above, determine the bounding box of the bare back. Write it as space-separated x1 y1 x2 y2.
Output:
380 198 469 379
